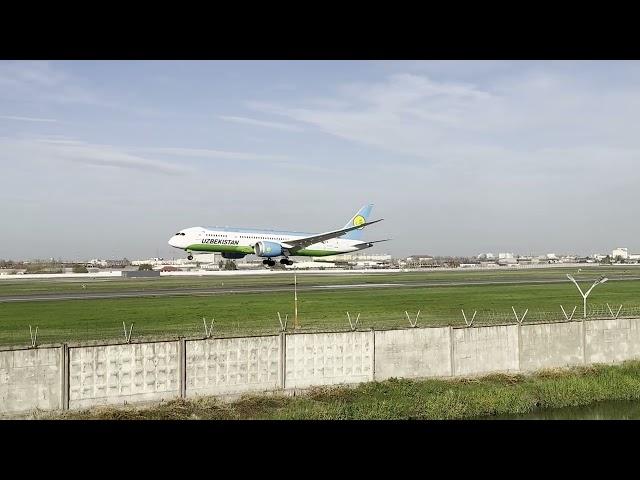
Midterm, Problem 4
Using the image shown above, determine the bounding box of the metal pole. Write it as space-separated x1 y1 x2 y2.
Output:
567 274 607 320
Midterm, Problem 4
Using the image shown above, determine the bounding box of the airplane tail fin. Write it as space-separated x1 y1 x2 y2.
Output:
341 204 373 240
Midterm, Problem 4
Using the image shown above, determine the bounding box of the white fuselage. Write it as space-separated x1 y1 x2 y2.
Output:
168 226 368 257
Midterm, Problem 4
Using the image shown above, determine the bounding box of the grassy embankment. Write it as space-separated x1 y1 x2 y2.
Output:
39 360 640 420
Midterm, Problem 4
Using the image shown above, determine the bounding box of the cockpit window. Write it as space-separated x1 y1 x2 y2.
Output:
175 232 186 236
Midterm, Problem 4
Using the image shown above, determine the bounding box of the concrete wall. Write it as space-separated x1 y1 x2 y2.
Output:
69 341 179 409
586 318 640 364
453 325 519 376
7 317 640 416
284 331 374 389
0 347 62 415
186 335 281 396
519 322 584 371
374 327 452 380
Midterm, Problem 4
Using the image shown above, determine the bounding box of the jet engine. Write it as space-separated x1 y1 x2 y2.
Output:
254 241 283 257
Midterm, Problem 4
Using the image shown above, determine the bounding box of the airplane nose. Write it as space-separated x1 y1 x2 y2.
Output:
168 236 178 247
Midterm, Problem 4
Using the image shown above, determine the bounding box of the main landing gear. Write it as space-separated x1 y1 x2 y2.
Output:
262 258 293 267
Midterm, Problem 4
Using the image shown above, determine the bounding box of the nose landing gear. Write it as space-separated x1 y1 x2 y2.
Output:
187 254 194 260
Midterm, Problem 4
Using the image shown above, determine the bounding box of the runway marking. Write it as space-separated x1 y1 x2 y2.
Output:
311 283 405 288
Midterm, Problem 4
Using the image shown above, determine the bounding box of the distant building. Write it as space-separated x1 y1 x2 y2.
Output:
612 247 629 259
314 253 392 267
131 253 220 270
406 255 434 261
535 253 559 264
289 261 336 269
517 256 535 265
405 255 436 267
88 259 109 268
497 256 517 265
479 261 500 268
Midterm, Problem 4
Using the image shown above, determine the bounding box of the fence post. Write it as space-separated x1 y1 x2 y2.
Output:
279 332 287 390
61 344 69 410
370 328 376 382
517 323 522 373
179 338 186 398
449 326 455 377
582 319 587 365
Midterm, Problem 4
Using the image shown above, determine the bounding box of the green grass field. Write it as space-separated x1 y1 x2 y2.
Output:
2 267 640 346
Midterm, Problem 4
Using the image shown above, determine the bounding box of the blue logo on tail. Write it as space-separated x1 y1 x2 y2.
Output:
341 204 373 240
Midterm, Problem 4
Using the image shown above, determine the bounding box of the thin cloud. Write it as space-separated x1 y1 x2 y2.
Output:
1 137 190 175
0 115 57 123
219 115 304 132
60 146 188 175
0 61 150 115
248 71 640 167
138 146 290 161
0 61 104 106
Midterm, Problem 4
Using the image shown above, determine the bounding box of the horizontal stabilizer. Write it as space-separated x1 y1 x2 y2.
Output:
353 239 392 249
354 239 392 247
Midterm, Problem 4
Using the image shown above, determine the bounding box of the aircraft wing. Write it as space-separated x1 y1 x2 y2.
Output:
353 239 392 247
282 219 383 251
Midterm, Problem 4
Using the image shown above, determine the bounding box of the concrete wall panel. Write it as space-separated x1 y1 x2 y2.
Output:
586 318 640 364
519 322 583 371
285 332 373 389
69 341 179 409
0 348 61 415
186 335 281 396
374 328 451 380
453 325 519 376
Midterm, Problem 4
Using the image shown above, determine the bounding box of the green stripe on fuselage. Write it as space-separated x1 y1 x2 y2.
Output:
295 249 342 257
186 244 346 257
187 244 254 254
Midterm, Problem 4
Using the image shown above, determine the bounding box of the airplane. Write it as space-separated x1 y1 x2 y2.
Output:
167 204 389 267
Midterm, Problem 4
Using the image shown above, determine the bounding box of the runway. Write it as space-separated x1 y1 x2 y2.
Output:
2 276 640 303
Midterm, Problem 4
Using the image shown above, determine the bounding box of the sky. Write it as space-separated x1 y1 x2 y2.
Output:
1 60 640 261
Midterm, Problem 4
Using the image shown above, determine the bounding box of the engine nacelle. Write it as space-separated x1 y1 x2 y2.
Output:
221 252 246 259
254 241 283 257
